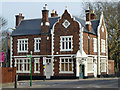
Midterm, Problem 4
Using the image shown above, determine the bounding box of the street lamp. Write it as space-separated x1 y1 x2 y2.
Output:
5 28 16 67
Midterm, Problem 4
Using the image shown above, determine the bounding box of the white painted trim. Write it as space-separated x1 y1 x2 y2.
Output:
45 22 50 26
60 36 73 51
62 19 70 28
10 37 13 67
93 38 97 52
59 57 74 73
34 58 40 73
17 38 28 53
97 12 104 75
34 38 41 52
15 58 31 73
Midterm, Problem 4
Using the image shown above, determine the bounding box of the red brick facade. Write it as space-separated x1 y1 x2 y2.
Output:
11 5 109 79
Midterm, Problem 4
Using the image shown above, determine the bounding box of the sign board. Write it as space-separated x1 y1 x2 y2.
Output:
0 52 4 62
43 57 46 65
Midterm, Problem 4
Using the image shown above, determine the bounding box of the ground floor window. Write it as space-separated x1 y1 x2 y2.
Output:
101 58 106 72
87 57 93 73
15 58 30 73
60 57 73 73
34 58 40 73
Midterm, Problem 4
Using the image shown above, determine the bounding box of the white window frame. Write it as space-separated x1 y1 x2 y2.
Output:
60 36 73 51
34 58 40 73
59 57 74 73
34 38 41 52
87 57 94 73
93 38 97 52
18 39 28 53
101 58 106 72
14 58 30 73
101 39 105 53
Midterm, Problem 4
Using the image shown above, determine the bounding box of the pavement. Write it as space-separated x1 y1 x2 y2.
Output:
1 77 119 88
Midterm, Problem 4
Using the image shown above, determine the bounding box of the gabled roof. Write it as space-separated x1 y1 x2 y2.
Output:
12 16 100 36
12 17 60 36
74 16 100 35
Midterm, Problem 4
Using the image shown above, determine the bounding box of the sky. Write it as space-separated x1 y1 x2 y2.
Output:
1 2 85 31
1 0 119 31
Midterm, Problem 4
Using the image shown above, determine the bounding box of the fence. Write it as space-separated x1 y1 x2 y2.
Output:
1 67 16 83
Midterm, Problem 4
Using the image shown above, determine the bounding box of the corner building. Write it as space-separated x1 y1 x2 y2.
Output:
11 4 108 80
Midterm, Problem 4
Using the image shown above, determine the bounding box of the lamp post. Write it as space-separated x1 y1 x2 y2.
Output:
5 28 16 67
27 51 33 87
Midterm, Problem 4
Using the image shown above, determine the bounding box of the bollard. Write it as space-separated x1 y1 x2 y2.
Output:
14 74 18 88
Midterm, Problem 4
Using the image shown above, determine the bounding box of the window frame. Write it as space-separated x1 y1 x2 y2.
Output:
101 39 105 53
60 36 73 51
34 38 41 52
17 39 28 53
34 58 40 73
14 58 30 73
100 58 106 72
87 57 94 73
93 38 97 52
59 57 74 73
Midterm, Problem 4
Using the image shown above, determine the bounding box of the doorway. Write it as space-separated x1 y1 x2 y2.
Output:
45 58 52 79
79 64 84 79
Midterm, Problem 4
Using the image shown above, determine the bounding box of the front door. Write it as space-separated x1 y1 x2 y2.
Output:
45 58 52 79
79 64 84 79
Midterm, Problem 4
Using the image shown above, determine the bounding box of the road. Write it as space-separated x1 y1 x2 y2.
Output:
2 78 120 88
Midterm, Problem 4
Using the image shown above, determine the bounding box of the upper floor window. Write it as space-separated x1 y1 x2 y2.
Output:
18 39 28 53
60 36 73 51
93 38 97 52
34 38 41 52
102 26 104 32
101 39 105 53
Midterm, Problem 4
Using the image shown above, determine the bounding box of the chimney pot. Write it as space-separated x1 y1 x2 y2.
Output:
15 13 24 27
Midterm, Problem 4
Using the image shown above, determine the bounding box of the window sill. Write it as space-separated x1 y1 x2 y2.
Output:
87 71 94 73
34 50 40 53
16 71 30 73
34 72 40 73
17 51 28 53
60 49 73 52
59 71 74 74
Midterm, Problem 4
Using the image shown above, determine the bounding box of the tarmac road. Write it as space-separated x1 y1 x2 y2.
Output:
2 78 120 88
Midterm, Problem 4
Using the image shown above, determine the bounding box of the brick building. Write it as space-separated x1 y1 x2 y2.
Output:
10 4 108 79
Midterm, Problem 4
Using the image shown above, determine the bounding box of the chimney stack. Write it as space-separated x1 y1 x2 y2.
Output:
51 9 58 17
41 4 50 33
15 13 24 27
85 6 91 32
90 10 96 20
41 4 49 26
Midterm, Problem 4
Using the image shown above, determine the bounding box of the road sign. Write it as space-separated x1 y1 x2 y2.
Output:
43 57 46 65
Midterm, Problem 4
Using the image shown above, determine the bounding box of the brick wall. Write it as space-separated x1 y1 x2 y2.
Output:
83 32 97 55
12 34 51 56
108 60 114 74
53 10 80 55
2 67 16 83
